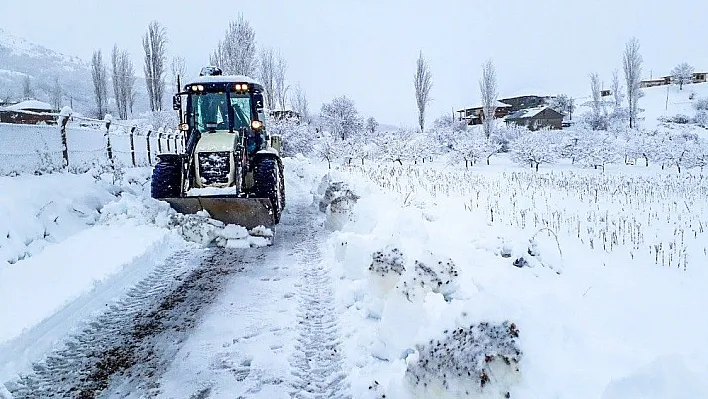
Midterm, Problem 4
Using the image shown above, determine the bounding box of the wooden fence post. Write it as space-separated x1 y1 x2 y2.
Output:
59 110 71 168
146 130 152 166
104 117 114 164
173 134 178 154
129 126 137 166
166 133 171 152
158 131 163 154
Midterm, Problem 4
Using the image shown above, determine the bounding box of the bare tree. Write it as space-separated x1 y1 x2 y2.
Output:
623 37 643 129
91 49 109 118
671 62 694 90
611 69 624 109
258 47 276 108
210 14 257 76
51 76 62 110
111 45 136 120
479 59 498 138
170 55 186 92
274 53 288 111
414 51 433 132
290 83 309 122
21 75 33 100
143 20 169 112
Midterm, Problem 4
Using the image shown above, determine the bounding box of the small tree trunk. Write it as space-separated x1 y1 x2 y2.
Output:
535 162 539 172
677 164 681 173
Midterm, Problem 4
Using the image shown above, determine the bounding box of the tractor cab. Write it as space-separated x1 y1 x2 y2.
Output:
153 67 284 229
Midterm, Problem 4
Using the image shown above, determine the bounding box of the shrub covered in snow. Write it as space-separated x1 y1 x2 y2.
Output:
369 246 406 276
407 321 521 396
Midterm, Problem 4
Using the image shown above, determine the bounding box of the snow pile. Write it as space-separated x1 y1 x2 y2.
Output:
99 193 273 248
407 321 521 397
0 173 116 268
315 175 360 230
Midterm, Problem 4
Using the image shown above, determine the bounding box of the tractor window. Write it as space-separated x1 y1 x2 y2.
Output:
230 95 252 129
192 92 229 133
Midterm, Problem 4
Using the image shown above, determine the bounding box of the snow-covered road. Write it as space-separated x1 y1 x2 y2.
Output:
2 159 352 398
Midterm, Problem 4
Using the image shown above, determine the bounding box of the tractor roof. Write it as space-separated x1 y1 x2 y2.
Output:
187 75 262 87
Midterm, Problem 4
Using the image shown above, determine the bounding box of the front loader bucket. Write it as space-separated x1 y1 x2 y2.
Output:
162 196 275 230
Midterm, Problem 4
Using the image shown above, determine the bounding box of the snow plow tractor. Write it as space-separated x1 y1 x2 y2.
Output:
150 66 285 229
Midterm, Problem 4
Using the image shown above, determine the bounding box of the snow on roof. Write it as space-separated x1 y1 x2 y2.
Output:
456 100 512 112
5 100 53 111
187 75 262 86
506 106 552 119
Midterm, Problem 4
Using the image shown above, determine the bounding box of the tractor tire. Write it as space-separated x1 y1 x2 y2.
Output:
253 156 282 224
278 158 286 211
151 154 183 199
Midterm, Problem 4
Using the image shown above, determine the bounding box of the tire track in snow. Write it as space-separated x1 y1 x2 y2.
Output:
4 248 261 398
289 211 350 399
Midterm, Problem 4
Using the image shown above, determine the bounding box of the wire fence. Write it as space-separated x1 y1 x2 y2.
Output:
0 110 185 175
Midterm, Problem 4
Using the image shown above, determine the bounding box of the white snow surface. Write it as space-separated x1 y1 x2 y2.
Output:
1 155 707 397
326 160 708 398
0 167 271 380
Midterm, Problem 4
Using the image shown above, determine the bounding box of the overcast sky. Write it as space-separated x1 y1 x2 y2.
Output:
3 0 707 126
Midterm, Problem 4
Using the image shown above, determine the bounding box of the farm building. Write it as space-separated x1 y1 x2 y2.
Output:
504 106 563 131
0 100 56 125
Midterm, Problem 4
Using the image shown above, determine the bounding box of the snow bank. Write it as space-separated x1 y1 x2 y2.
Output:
324 162 708 398
0 223 169 344
0 173 116 268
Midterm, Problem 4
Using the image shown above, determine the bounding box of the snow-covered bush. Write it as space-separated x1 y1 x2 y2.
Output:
693 111 708 127
406 321 521 396
693 97 708 111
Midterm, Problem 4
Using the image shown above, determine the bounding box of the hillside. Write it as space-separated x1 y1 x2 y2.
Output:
573 81 708 129
0 28 149 117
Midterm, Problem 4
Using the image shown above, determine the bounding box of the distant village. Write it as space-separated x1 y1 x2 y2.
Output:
455 71 708 131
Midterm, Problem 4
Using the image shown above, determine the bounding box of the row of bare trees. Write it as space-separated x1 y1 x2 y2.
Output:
90 20 169 119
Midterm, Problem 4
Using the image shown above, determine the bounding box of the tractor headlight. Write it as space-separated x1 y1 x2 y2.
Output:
251 120 263 130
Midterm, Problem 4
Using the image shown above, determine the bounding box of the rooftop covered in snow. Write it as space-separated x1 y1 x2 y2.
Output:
3 100 53 111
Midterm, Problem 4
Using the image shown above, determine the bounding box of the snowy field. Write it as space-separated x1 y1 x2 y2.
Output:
328 158 708 398
1 154 707 398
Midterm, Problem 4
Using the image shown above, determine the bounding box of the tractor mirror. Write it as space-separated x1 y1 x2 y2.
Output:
253 93 264 111
172 94 181 110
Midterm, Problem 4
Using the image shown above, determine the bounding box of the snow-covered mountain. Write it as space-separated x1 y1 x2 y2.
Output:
0 28 149 116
